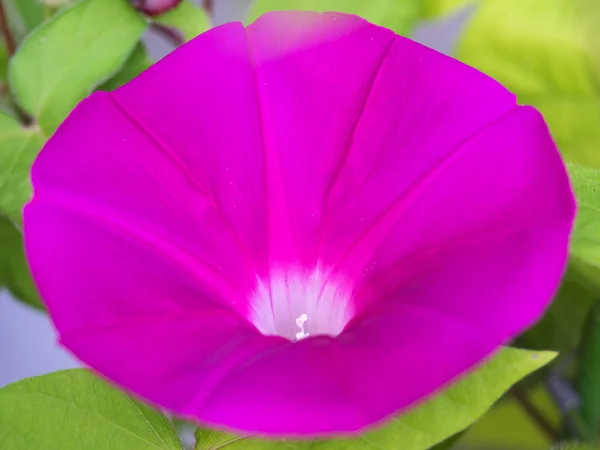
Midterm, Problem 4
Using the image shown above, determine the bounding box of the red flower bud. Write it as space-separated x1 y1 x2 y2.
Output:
131 0 182 16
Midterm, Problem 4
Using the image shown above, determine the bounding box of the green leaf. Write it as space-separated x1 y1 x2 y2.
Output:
98 42 153 91
154 0 210 42
0 113 44 224
0 215 42 309
194 348 555 450
456 0 600 168
577 301 600 434
0 369 182 450
194 428 247 450
420 0 479 19
247 0 421 36
567 164 600 269
9 0 148 136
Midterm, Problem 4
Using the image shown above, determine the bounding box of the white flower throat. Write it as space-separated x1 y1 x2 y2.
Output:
249 267 354 341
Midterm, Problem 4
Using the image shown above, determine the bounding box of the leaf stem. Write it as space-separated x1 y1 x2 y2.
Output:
0 0 16 55
512 387 558 441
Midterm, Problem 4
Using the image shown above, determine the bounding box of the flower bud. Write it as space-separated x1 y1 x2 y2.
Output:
42 0 73 6
130 0 182 16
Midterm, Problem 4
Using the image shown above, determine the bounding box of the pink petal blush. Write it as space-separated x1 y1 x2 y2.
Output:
23 11 575 437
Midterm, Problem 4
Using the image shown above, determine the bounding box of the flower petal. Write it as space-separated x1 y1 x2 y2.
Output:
26 20 270 326
25 91 260 332
179 305 495 435
245 11 518 268
351 107 574 336
25 201 237 333
60 306 283 418
111 22 271 275
245 11 395 265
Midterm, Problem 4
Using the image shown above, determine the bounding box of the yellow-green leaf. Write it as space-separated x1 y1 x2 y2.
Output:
247 0 420 36
0 113 44 224
98 43 153 91
9 0 147 135
154 0 210 42
568 164 600 268
457 0 600 168
0 216 42 310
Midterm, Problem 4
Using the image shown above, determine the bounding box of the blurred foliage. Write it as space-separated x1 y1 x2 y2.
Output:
154 0 210 42
98 42 152 91
517 265 598 356
420 0 478 20
577 302 600 435
0 215 42 309
0 110 44 307
0 113 44 224
3 0 45 44
248 0 421 36
462 384 561 449
457 0 600 169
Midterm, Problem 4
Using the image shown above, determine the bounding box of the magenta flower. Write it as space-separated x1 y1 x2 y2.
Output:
24 11 574 436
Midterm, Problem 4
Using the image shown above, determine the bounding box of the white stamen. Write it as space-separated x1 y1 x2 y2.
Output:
295 313 310 341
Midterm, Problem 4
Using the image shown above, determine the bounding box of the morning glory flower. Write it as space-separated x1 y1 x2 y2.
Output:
23 11 574 436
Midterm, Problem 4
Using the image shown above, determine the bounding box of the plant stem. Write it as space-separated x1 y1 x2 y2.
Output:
151 23 185 48
547 371 597 442
0 0 16 55
512 387 558 441
202 0 214 16
44 4 56 20
11 101 33 126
